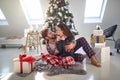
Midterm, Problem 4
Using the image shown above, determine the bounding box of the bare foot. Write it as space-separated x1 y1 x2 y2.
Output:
91 56 101 67
91 61 101 67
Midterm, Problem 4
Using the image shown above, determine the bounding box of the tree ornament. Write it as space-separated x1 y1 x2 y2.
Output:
58 12 62 17
54 4 57 8
71 16 74 18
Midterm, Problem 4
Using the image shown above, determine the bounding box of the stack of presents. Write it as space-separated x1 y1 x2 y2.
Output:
91 26 110 63
13 54 37 73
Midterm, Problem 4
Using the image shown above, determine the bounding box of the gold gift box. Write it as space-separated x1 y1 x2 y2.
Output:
91 35 105 44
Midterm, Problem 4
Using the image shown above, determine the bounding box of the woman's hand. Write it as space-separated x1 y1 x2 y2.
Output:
65 41 76 52
65 43 74 52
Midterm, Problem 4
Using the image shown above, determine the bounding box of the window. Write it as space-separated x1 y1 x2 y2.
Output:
0 9 8 25
84 0 107 23
20 0 44 25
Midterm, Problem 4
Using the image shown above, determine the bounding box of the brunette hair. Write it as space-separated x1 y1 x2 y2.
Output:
65 37 75 45
41 28 49 39
57 23 75 38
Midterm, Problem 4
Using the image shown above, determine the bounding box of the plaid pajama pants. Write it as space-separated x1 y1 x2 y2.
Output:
72 37 95 62
40 53 75 67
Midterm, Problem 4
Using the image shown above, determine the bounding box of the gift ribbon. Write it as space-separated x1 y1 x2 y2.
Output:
96 36 99 43
19 54 36 73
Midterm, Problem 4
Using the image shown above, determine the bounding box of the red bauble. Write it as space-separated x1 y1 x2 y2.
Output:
110 52 112 56
71 16 74 18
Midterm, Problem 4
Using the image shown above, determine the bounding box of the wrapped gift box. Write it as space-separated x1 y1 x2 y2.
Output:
91 42 106 48
13 54 36 73
91 35 105 43
93 30 103 36
93 47 110 63
13 58 32 73
95 42 106 48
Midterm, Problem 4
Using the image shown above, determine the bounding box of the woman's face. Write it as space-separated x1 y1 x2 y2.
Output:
56 26 63 36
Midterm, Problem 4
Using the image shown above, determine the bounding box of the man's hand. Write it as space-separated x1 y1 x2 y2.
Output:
54 49 59 55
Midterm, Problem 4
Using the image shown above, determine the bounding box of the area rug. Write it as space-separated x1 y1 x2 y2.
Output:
34 62 87 76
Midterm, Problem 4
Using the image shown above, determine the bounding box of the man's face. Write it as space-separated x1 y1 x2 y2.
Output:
47 29 56 39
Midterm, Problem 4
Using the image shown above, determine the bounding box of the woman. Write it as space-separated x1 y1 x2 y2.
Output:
56 23 101 67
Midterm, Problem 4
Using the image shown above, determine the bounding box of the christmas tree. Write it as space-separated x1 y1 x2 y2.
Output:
44 0 78 35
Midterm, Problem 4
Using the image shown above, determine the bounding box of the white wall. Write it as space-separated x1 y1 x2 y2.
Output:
0 0 28 37
0 0 120 46
0 0 49 37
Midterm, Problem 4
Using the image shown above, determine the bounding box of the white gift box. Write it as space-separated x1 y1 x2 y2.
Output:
13 58 34 73
93 47 110 63
91 42 106 48
93 30 103 36
95 42 106 48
